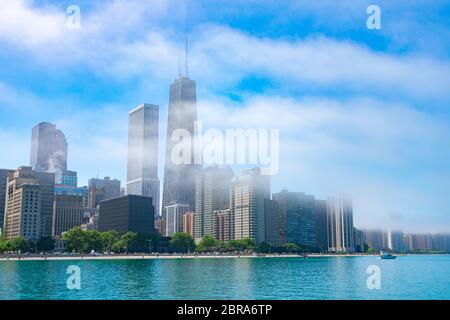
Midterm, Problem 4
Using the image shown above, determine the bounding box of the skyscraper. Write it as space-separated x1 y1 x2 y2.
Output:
194 165 234 240
327 195 355 253
127 104 160 215
162 76 200 213
315 199 328 252
272 190 317 248
30 122 68 175
264 199 280 246
230 168 270 244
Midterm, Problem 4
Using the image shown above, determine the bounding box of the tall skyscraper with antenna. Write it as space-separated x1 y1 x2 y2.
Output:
161 29 200 213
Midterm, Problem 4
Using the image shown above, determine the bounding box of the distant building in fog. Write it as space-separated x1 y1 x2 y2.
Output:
30 122 68 176
315 199 328 252
272 189 316 248
194 165 234 240
327 195 354 253
362 229 387 250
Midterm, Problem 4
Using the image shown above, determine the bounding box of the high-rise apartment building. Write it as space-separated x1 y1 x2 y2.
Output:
30 122 68 175
52 194 84 238
327 195 355 253
212 208 232 242
4 167 55 241
162 77 200 213
272 190 317 248
194 165 234 240
127 104 160 216
230 168 270 244
264 199 280 246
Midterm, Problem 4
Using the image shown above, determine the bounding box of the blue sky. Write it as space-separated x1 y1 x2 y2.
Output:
0 0 450 232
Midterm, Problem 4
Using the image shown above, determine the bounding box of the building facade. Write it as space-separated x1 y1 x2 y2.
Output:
182 211 195 237
0 169 13 233
327 195 355 253
230 168 270 244
98 195 155 235
4 167 55 240
194 165 234 240
162 77 200 213
315 199 328 252
164 203 190 237
88 176 121 208
212 208 232 242
127 104 160 216
264 199 280 246
272 190 317 248
52 194 84 238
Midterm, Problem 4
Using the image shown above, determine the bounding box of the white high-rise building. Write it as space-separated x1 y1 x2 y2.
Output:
127 104 160 216
164 203 190 237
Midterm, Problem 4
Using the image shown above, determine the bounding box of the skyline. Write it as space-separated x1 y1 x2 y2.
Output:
0 0 450 233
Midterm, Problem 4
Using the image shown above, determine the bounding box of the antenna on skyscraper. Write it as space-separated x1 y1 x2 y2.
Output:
178 50 181 78
185 21 189 78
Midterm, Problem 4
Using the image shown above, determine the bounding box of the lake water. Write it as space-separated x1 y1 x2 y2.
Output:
0 255 449 300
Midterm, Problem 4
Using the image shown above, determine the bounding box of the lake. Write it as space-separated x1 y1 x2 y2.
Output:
0 255 449 300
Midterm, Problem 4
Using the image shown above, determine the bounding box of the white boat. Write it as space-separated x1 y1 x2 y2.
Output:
378 251 397 259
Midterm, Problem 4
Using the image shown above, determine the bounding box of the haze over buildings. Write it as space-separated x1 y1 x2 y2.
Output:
127 104 160 215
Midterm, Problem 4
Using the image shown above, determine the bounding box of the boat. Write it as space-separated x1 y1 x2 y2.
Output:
378 251 397 259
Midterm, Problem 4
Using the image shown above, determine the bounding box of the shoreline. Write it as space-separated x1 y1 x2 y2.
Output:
0 253 404 261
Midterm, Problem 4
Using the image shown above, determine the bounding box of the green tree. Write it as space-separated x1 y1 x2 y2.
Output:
282 243 300 253
100 230 119 252
111 240 126 253
83 230 103 253
197 235 217 252
170 232 196 253
0 239 10 253
363 243 369 253
121 231 137 254
63 227 85 253
10 237 28 252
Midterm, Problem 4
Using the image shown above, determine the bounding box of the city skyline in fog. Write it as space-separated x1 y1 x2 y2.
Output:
0 1 450 233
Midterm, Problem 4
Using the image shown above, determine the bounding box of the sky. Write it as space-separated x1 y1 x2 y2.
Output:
0 0 449 233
